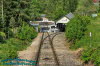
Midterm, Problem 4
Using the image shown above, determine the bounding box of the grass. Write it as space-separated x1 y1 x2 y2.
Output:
70 17 100 65
71 17 100 49
0 38 32 65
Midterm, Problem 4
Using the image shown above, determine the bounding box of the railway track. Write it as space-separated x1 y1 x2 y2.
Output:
35 32 60 66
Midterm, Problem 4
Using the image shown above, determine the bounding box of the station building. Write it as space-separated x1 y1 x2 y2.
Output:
30 17 59 32
56 13 74 32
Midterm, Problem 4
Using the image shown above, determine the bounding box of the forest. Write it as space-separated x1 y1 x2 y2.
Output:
0 0 100 65
0 0 78 64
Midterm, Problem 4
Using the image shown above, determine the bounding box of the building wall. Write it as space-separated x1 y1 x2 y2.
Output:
56 17 70 32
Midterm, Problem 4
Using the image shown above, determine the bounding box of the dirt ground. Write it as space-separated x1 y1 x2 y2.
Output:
53 33 83 66
18 33 42 60
16 33 42 66
53 33 94 66
17 32 93 66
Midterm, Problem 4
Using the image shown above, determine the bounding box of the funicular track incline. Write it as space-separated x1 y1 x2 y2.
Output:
35 32 60 66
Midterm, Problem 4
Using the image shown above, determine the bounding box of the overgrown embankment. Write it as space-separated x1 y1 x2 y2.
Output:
65 15 100 66
0 0 38 64
0 23 37 64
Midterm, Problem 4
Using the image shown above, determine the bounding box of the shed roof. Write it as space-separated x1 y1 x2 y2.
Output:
65 12 74 19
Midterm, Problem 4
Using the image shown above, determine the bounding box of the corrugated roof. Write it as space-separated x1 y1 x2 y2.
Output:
65 12 74 19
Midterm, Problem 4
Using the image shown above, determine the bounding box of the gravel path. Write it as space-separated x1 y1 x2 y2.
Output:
16 33 42 66
16 32 83 66
53 32 83 66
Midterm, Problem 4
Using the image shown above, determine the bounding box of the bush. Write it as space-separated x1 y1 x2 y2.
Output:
0 32 6 42
97 13 100 17
0 44 17 60
3 28 14 38
7 38 30 50
0 38 30 63
67 16 100 65
81 47 100 66
65 16 90 43
16 22 37 41
0 22 38 64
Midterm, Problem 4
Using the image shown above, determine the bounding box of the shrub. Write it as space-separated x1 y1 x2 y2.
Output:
65 16 90 43
3 28 14 38
0 38 29 63
81 47 100 66
0 44 17 60
71 17 100 65
16 22 37 41
5 38 29 50
97 13 100 17
0 32 6 42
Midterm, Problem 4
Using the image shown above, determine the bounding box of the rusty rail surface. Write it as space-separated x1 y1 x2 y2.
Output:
35 32 60 66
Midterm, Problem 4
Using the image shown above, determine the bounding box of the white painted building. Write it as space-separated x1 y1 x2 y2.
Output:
56 17 70 24
30 17 59 32
56 13 74 32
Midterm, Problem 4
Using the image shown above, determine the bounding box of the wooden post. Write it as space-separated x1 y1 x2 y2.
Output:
90 32 92 47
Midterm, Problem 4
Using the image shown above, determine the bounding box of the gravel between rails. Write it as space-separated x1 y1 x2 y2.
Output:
15 32 83 66
53 32 83 66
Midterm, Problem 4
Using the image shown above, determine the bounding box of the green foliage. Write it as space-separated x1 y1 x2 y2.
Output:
98 13 100 17
0 38 30 63
76 0 97 15
68 0 78 12
16 22 37 40
0 1 38 63
0 32 6 42
9 17 16 28
0 0 38 64
65 16 90 42
0 0 34 33
3 28 14 38
69 17 100 65
0 44 17 60
81 47 100 66
33 0 78 20
0 1 3 29
81 48 93 62
0 0 78 65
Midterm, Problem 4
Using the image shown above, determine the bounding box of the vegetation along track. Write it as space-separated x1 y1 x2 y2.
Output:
35 32 61 66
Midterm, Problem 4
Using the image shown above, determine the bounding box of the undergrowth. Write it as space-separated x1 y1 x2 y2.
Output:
65 16 100 65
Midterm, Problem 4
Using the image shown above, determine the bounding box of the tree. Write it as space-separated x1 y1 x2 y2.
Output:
9 17 16 28
34 0 78 20
0 0 35 38
99 0 100 12
0 0 78 34
0 0 5 31
0 1 2 29
76 0 97 15
9 17 16 34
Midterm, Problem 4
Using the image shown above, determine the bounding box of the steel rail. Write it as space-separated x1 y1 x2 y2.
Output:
34 32 61 66
35 32 44 66
47 32 60 66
